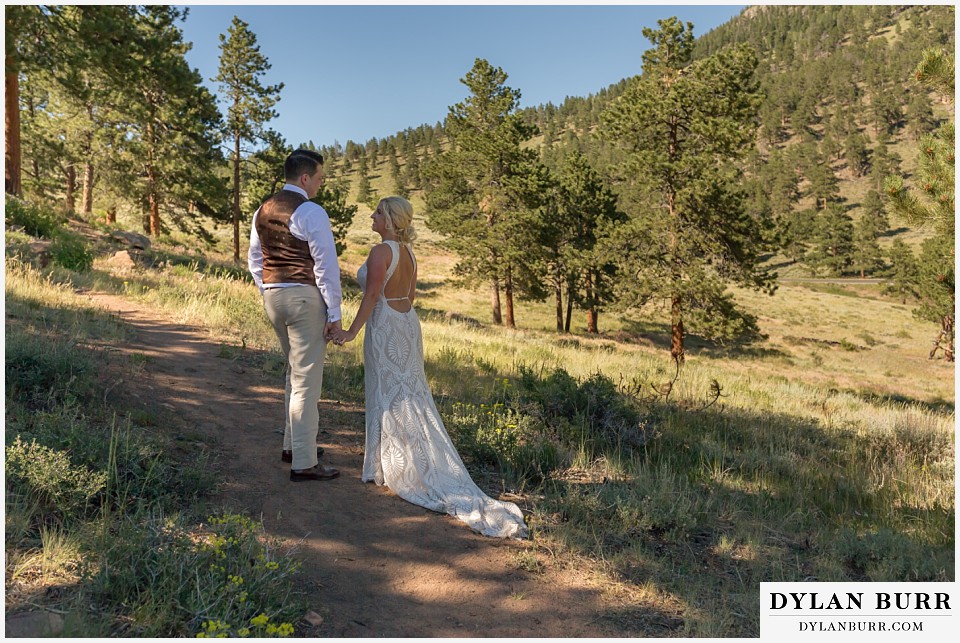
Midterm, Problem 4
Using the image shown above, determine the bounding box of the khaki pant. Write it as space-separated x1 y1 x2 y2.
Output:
263 286 327 470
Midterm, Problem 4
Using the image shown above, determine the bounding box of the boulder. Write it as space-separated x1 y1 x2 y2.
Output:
5 610 65 637
106 250 137 271
110 230 151 250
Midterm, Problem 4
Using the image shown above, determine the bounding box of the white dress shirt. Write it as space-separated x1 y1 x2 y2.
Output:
247 184 342 323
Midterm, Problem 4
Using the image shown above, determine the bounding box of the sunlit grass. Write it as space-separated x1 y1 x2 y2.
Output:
9 193 953 636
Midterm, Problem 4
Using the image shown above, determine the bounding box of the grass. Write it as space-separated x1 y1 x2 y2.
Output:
5 219 308 636
7 192 954 636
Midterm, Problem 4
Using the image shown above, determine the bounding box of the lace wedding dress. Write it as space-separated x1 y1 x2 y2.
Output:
357 241 527 539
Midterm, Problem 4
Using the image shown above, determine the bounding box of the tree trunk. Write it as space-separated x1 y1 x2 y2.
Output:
504 265 515 328
586 272 598 334
667 115 684 365
141 199 150 235
5 59 21 196
587 309 599 334
564 282 574 333
64 165 76 213
81 160 94 215
490 280 502 325
233 132 241 262
149 190 160 237
671 295 685 365
555 277 564 333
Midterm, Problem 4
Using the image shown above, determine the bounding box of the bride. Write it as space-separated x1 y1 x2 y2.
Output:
330 197 527 539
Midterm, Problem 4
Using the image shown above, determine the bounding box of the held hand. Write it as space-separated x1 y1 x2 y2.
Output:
331 328 356 346
324 320 342 343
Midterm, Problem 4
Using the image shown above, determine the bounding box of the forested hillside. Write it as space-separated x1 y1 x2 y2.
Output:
309 4 953 358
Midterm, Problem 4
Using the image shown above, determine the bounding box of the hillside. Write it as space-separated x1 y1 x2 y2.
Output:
315 4 953 263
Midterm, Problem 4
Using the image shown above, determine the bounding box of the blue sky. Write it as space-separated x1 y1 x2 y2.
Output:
176 4 746 151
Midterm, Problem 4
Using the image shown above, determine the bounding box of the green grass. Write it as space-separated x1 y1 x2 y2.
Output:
7 192 953 636
5 257 306 637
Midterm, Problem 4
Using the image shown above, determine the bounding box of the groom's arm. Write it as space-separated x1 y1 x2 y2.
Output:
247 207 265 294
291 202 342 324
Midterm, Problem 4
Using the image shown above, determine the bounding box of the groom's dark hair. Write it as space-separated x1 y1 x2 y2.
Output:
284 149 324 181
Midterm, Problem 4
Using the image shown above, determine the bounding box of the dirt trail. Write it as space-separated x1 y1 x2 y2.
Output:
84 291 626 637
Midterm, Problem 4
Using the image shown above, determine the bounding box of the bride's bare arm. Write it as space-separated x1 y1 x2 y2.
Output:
335 244 391 343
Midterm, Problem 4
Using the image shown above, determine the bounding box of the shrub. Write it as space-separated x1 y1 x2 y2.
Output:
5 436 107 523
5 330 94 410
447 402 561 485
83 512 305 637
5 197 63 238
51 231 94 272
834 527 952 581
517 366 647 452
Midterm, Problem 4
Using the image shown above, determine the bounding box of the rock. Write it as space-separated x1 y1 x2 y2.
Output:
304 611 325 627
106 250 137 271
110 230 151 250
5 610 65 637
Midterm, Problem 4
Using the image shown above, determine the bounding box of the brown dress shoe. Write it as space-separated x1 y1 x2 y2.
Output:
290 465 340 482
281 447 324 463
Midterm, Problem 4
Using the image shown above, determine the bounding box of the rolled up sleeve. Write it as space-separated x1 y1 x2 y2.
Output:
247 208 265 294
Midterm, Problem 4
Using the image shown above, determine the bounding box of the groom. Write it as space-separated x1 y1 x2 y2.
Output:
248 149 342 482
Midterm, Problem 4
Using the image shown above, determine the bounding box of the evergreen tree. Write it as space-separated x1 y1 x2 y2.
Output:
843 131 870 177
914 234 955 360
556 151 625 333
137 8 225 237
804 148 841 209
804 203 854 276
600 18 773 363
850 211 885 277
861 188 890 233
884 48 955 360
423 58 540 327
780 208 817 261
4 5 49 196
215 16 283 261
882 238 919 304
313 177 357 256
243 129 289 211
907 89 936 141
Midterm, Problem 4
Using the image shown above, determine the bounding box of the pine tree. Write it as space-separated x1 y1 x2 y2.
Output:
600 18 773 363
907 90 937 141
882 238 919 303
884 48 955 360
423 58 540 327
121 7 226 239
313 177 357 256
850 211 885 277
914 234 955 360
215 16 283 261
4 5 48 196
843 131 870 177
804 148 841 209
555 151 624 333
804 204 854 276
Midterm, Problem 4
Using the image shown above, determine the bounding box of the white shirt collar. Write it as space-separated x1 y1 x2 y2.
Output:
283 184 309 199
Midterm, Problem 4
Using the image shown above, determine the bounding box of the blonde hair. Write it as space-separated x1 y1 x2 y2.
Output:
379 196 417 245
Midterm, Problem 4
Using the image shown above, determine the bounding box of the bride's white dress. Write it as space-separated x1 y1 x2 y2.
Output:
357 241 527 539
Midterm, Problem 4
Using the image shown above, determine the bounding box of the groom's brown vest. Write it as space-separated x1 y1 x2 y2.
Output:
256 190 315 285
